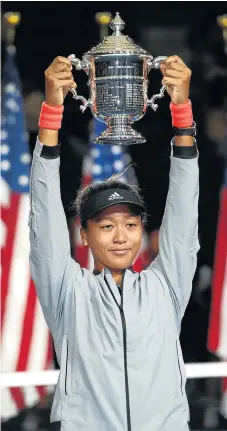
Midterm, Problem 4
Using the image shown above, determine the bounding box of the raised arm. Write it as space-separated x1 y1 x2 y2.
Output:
29 57 79 338
150 56 200 325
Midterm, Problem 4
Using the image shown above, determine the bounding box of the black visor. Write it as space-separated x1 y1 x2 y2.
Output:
80 188 145 223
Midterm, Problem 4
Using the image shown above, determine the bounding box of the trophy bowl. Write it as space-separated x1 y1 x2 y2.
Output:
70 13 167 145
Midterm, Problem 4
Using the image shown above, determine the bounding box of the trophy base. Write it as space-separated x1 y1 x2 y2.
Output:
94 117 146 145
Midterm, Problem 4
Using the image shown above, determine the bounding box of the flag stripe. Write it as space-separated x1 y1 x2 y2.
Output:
3 195 32 410
11 278 37 408
1 196 31 373
9 387 26 411
1 47 53 419
219 263 227 357
1 388 18 420
208 186 227 354
1 194 20 330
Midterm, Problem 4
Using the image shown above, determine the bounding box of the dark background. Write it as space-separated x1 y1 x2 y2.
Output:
1 2 227 430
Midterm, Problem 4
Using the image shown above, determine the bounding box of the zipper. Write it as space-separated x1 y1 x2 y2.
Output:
105 272 131 431
176 340 183 396
119 305 131 431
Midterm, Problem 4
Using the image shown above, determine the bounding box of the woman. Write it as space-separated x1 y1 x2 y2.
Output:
29 55 199 431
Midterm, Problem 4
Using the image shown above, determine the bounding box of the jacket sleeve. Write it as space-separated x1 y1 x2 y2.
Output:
150 143 200 325
29 139 81 338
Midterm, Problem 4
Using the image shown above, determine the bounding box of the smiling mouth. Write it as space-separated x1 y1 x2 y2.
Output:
109 249 130 256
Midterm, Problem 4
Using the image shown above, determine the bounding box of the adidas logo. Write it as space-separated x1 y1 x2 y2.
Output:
108 192 124 201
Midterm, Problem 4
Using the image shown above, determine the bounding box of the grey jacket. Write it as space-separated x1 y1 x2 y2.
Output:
29 139 200 431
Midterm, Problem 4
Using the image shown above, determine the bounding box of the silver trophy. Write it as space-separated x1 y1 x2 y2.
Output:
70 13 167 145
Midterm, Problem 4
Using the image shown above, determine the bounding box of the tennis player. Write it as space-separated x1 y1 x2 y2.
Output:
29 55 199 431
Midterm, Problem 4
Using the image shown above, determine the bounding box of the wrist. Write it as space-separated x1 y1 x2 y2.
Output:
174 136 194 147
38 128 59 147
170 99 189 106
45 99 63 108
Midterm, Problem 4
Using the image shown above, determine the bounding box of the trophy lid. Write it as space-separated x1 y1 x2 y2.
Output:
85 12 149 57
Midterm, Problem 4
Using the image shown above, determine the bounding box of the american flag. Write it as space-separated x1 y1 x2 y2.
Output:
207 165 227 418
73 118 149 271
1 46 52 420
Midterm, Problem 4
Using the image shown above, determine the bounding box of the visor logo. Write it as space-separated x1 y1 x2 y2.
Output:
108 192 124 201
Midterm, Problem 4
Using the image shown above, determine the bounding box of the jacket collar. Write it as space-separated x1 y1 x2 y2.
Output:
93 266 134 276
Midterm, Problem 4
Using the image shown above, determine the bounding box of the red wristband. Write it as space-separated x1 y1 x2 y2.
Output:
170 99 193 128
38 102 64 130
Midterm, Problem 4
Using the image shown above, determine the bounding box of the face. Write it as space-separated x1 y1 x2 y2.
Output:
81 204 143 273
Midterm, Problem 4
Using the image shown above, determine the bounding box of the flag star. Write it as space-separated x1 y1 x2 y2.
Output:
91 148 100 159
111 145 122 155
92 164 102 175
5 83 17 94
1 130 8 140
1 160 11 171
6 99 20 112
18 175 29 186
113 160 124 171
20 153 31 164
0 144 10 155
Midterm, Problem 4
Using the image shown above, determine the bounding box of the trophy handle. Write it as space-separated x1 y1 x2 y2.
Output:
147 55 167 112
147 85 167 112
69 55 92 113
69 87 93 113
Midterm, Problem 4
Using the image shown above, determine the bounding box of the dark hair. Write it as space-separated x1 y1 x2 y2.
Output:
74 172 147 229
